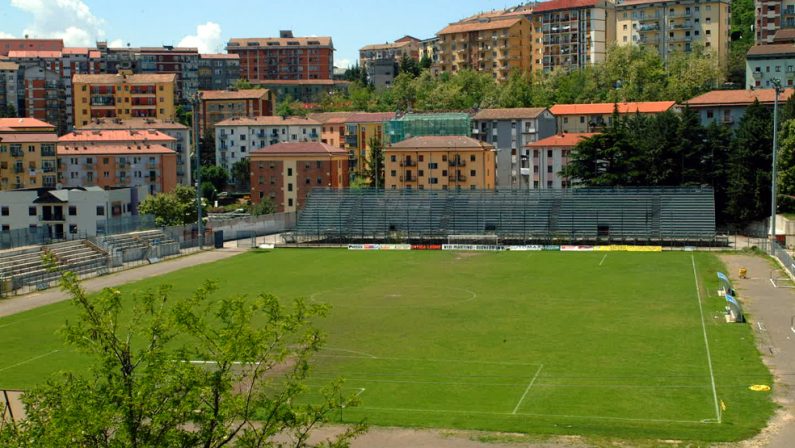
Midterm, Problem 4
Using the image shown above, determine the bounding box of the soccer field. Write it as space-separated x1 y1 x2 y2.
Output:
0 250 775 442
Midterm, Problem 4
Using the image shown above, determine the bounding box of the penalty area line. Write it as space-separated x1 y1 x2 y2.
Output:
512 364 544 414
0 349 60 373
691 254 722 424
598 254 608 267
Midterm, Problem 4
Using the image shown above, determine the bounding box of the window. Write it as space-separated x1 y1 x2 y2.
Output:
418 155 424 162
96 206 105 216
470 170 476 176
470 155 476 162
1 225 8 233
305 178 311 185
547 165 553 173
429 162 438 169
317 177 322 185
418 170 424 177
287 167 293 176
287 183 293 192
547 150 553 158
0 206 8 216
390 155 397 162
390 170 397 177
28 207 36 216
288 198 293 207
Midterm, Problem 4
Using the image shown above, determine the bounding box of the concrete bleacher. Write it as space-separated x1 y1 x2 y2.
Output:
98 230 180 265
0 240 109 292
294 187 718 244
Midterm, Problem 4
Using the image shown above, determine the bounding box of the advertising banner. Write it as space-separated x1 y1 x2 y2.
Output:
560 245 594 252
442 244 505 252
508 245 543 251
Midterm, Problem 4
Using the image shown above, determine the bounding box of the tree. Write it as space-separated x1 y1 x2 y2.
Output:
366 136 384 189
0 103 17 118
231 158 251 192
0 273 364 447
727 100 774 223
275 94 307 118
200 128 216 166
201 165 229 193
138 185 204 226
398 54 420 78
250 198 276 216
418 55 432 71
777 120 795 212
175 105 190 127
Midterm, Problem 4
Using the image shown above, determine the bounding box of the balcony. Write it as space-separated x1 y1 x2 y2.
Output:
400 175 417 182
10 149 23 158
13 166 23 174
753 71 763 80
449 159 467 167
345 135 358 147
448 174 467 182
400 160 417 167
638 15 660 22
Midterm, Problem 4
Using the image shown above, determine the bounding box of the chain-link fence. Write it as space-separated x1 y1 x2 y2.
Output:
0 215 156 251
208 212 296 243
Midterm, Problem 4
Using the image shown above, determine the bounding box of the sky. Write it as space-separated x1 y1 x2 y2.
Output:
0 0 518 68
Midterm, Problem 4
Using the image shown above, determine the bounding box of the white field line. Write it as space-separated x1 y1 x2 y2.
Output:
0 349 60 373
512 364 544 414
691 254 722 424
354 405 715 425
770 278 778 288
313 353 540 366
598 254 608 267
323 347 378 359
310 375 716 389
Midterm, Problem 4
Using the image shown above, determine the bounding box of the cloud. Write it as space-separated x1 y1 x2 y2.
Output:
336 58 352 69
9 0 111 46
0 31 15 38
177 22 222 54
108 38 126 48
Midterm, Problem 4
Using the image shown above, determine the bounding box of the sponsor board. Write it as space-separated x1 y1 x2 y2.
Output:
561 245 594 252
258 244 275 250
380 244 412 251
543 245 561 251
442 244 506 252
508 245 543 251
412 244 443 251
594 245 663 252
348 244 381 251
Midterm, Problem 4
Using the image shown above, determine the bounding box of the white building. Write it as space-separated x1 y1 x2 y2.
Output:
746 43 795 88
0 186 148 239
215 116 321 171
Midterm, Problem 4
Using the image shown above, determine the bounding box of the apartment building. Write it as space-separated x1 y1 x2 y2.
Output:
685 88 795 129
251 79 348 103
58 129 178 194
72 71 177 128
0 118 58 191
526 132 597 189
615 0 731 67
8 50 68 133
534 0 615 72
435 15 535 81
344 112 396 179
359 36 421 88
550 101 676 132
0 60 18 112
386 136 496 190
0 185 148 238
215 116 321 171
250 142 348 212
308 112 354 149
137 46 199 105
198 54 241 91
80 118 191 186
199 89 274 135
227 31 334 82
472 108 557 189
746 44 795 88
0 39 63 56
756 0 795 44
419 37 441 69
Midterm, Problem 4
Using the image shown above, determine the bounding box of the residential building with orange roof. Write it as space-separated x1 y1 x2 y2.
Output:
6 50 68 133
472 107 557 189
0 39 63 57
136 46 200 105
434 15 536 81
526 132 597 189
58 129 177 194
72 71 177 129
755 0 795 44
746 43 795 88
199 88 274 135
226 31 334 82
0 117 58 191
308 112 354 149
359 36 421 88
344 112 397 180
549 101 676 132
614 0 731 68
250 142 348 212
684 88 795 128
215 115 321 171
79 118 191 186
198 54 240 91
385 136 496 191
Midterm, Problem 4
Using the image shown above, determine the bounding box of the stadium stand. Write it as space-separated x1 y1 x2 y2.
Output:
98 230 181 264
0 240 110 292
293 187 718 244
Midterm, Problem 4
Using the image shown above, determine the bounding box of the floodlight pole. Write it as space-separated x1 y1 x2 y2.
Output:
193 92 204 249
770 79 783 241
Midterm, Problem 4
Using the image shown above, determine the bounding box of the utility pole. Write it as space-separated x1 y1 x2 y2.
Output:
192 92 204 249
771 79 783 241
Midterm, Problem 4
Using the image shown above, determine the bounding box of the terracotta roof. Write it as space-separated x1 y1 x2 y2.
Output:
0 118 55 129
549 101 676 115
227 37 333 48
251 141 347 156
252 79 345 86
774 29 795 44
438 17 523 35
79 118 189 131
345 112 396 123
138 47 198 54
200 89 269 100
360 41 413 52
747 43 795 57
0 38 64 56
216 116 320 126
58 143 176 155
61 47 91 55
199 53 239 60
685 89 795 107
0 133 58 143
533 0 598 13
308 112 355 124
59 129 176 143
474 108 548 120
72 73 176 84
526 133 598 148
389 135 495 150
7 50 61 58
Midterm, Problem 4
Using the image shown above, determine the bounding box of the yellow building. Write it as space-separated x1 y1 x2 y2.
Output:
615 0 731 67
434 15 534 81
386 136 496 190
72 71 177 128
344 112 396 180
0 118 58 190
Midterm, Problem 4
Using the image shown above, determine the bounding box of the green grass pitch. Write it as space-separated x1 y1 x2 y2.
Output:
0 250 775 442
